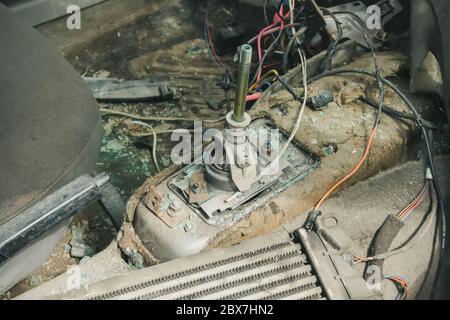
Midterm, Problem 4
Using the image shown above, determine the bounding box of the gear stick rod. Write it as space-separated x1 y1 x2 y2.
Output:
233 44 252 123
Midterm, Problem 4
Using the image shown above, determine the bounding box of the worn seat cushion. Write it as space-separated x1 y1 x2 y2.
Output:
0 4 103 225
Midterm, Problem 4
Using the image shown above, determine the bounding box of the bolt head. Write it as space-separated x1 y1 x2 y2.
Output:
184 222 195 233
169 199 182 211
191 183 200 194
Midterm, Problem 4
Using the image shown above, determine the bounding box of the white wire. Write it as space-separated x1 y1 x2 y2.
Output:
130 120 161 172
258 1 307 181
253 48 308 182
249 0 306 186
289 0 295 29
289 0 304 62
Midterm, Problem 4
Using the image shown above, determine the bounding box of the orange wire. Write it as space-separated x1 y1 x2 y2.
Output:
314 127 378 210
397 181 429 220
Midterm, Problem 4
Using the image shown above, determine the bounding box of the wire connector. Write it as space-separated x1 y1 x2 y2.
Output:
305 210 322 231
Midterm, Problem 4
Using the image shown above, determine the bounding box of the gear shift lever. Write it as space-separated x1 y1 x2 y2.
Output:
224 44 258 192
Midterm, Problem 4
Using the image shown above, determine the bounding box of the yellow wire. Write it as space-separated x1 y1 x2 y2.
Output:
248 69 279 93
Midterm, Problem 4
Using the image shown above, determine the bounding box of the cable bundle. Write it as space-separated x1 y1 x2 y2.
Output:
397 180 431 222
385 275 408 300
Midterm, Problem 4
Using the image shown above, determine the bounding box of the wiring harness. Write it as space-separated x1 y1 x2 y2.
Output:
220 0 447 299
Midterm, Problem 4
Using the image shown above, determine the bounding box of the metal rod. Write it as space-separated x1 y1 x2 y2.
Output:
233 44 253 123
0 174 110 264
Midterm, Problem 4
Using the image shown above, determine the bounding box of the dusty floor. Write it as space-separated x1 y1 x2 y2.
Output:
3 0 450 299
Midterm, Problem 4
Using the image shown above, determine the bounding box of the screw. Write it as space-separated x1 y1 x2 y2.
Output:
167 199 183 217
169 199 182 211
184 222 195 233
191 183 200 195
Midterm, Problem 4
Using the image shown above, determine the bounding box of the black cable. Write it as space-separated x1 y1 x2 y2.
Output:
306 68 446 299
293 2 308 22
359 97 416 122
304 5 444 298
364 34 385 128
282 27 307 73
416 195 441 298
263 0 277 41
330 10 378 49
255 1 311 85
319 8 384 116
250 27 284 86
359 97 443 132
275 0 288 23
272 4 445 298
424 129 447 299
320 7 343 72
276 74 302 101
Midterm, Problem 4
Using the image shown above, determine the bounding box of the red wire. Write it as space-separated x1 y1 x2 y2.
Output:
257 24 275 80
400 191 428 220
399 189 425 217
246 92 262 102
256 6 291 81
247 3 297 100
247 23 301 44
386 276 408 300
205 17 227 70
398 181 429 220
